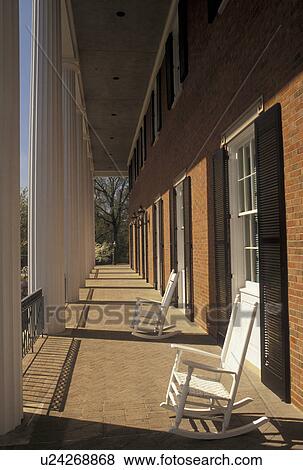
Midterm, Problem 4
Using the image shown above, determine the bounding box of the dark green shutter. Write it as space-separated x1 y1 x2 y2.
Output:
143 115 147 161
140 128 144 168
144 211 149 282
129 224 133 269
152 204 158 289
151 91 155 144
183 176 194 321
169 188 178 306
141 220 145 278
255 103 290 402
178 0 188 83
212 148 232 345
156 70 162 132
158 199 164 296
165 33 174 110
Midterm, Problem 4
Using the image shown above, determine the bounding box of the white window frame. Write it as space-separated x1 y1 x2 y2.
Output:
228 125 259 299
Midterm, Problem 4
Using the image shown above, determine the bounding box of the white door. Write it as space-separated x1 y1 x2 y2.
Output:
175 182 185 308
228 125 261 370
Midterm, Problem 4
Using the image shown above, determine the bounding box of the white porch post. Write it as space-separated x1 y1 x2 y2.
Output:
62 63 80 301
76 110 86 286
29 0 65 334
0 0 22 435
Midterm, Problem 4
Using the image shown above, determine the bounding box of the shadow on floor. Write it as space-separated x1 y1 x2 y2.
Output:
22 337 81 415
1 412 303 450
61 328 216 345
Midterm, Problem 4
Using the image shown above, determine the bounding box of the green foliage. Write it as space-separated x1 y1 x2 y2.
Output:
20 187 28 268
94 177 129 264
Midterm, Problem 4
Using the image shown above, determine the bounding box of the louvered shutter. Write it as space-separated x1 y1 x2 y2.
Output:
183 176 194 321
158 199 164 295
143 115 147 161
144 211 149 282
134 149 137 180
156 70 162 131
128 163 132 192
141 219 145 278
152 204 158 289
169 188 178 306
178 0 188 83
255 103 290 402
151 91 155 144
165 33 174 110
129 224 133 269
212 148 232 345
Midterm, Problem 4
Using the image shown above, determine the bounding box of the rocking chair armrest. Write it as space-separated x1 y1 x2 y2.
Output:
171 344 221 360
182 359 237 376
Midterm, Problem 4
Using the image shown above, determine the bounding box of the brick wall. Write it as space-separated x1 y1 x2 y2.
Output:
129 0 303 409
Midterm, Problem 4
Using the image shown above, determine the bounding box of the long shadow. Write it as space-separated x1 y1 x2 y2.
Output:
61 328 216 345
83 286 154 290
1 412 302 450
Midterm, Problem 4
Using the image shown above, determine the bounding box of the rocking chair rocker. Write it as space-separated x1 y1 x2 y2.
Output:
131 270 180 339
160 294 269 439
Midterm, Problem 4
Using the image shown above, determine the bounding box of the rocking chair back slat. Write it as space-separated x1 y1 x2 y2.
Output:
161 271 178 310
222 300 258 375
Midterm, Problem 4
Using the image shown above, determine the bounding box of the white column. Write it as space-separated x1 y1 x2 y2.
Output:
0 0 22 435
29 0 65 334
62 63 80 301
76 110 86 286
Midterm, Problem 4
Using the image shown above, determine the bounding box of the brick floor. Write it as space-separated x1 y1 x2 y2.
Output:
1 265 303 449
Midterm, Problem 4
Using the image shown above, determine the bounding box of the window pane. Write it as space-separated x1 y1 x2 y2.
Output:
244 143 251 176
250 214 258 247
237 146 244 179
238 180 245 212
245 250 251 281
244 177 252 212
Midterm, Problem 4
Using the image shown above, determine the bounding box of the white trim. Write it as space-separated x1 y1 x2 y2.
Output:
221 97 263 146
173 172 187 187
127 0 178 166
154 195 162 204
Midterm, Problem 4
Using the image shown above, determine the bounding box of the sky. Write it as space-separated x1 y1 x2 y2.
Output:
19 0 32 189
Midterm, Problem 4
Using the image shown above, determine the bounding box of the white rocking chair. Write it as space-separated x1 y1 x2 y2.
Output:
131 270 180 339
160 294 269 439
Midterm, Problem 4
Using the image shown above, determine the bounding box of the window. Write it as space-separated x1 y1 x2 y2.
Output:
151 91 156 143
178 0 188 83
128 160 134 191
236 138 258 283
166 1 188 109
228 126 259 295
143 115 147 161
136 138 141 174
151 70 162 143
156 71 162 132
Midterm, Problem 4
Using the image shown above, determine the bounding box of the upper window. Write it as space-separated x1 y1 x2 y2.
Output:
166 0 188 109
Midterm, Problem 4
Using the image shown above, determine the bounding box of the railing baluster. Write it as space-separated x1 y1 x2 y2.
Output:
21 289 44 358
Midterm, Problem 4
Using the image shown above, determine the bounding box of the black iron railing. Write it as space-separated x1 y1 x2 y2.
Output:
21 288 44 357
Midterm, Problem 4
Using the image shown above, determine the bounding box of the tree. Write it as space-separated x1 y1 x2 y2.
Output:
94 177 129 264
20 187 28 268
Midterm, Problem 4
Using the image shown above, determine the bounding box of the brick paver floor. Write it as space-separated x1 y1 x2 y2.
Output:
2 265 303 449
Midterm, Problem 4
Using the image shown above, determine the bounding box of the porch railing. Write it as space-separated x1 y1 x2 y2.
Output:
21 288 44 357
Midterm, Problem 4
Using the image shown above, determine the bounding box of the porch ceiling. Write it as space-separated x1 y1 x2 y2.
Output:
71 0 172 175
